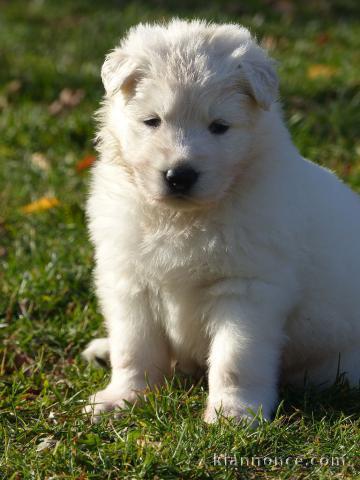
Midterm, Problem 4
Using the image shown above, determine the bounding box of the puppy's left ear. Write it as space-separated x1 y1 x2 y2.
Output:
239 54 279 110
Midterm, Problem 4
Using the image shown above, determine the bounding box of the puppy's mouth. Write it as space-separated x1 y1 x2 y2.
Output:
154 190 220 211
166 192 192 200
158 192 200 209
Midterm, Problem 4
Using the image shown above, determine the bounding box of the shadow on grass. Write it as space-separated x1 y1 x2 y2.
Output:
168 369 360 422
80 361 360 423
280 379 360 422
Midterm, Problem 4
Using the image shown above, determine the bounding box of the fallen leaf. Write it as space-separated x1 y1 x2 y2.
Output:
14 352 33 369
49 88 85 115
21 197 60 214
0 80 21 111
48 411 58 424
31 152 50 171
272 0 294 17
136 437 162 449
60 88 84 107
26 387 41 396
307 64 337 79
76 154 96 172
262 35 277 51
36 436 56 452
341 163 353 177
76 473 88 480
48 100 63 116
6 79 22 94
0 96 8 111
315 33 330 46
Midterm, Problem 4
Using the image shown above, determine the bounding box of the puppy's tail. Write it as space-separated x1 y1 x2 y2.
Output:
81 337 109 368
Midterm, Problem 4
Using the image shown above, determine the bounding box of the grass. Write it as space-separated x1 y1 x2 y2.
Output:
1 0 360 478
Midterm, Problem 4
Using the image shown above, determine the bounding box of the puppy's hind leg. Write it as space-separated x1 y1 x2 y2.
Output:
82 338 110 367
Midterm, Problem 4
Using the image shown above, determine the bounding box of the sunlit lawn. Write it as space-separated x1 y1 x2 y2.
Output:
1 1 359 478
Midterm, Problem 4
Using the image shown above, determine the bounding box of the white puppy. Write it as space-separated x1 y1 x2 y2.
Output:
84 19 360 422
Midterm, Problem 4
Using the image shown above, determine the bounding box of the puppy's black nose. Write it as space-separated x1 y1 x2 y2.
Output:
164 166 199 194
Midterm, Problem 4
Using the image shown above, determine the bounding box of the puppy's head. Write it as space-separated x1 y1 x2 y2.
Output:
101 20 278 209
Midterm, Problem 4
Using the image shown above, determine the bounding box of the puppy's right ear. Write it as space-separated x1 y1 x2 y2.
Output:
101 48 142 98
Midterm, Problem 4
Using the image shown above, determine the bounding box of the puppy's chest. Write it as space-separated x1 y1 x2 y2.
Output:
136 222 229 284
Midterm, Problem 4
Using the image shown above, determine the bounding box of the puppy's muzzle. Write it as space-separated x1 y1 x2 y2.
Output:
163 165 199 196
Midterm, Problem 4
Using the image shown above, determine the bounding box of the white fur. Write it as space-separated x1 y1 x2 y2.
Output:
82 337 109 366
83 19 360 422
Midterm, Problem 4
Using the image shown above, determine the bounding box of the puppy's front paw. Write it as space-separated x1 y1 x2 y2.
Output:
83 383 142 422
204 395 270 425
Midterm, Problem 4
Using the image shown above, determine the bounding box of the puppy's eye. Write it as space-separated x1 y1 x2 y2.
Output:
143 117 161 128
208 121 229 135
